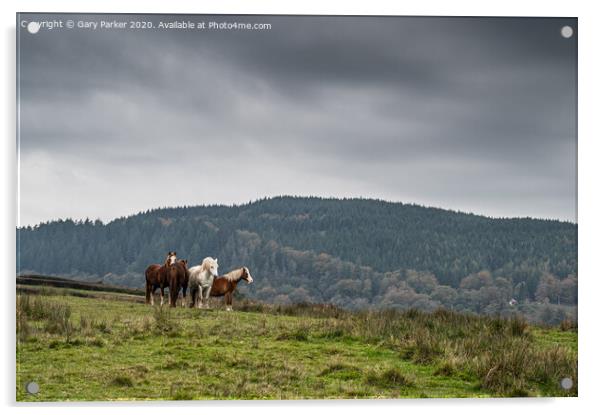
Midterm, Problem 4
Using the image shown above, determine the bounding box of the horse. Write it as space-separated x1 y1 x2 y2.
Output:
145 251 177 306
168 259 189 308
188 257 219 309
210 267 254 311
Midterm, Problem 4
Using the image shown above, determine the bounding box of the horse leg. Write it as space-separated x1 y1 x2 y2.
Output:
172 279 179 308
150 286 156 306
207 288 213 309
200 287 205 309
169 281 177 308
226 292 233 311
189 287 195 308
160 285 165 307
206 287 211 308
181 286 187 308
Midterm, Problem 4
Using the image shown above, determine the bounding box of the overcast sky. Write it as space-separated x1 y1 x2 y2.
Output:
17 14 577 226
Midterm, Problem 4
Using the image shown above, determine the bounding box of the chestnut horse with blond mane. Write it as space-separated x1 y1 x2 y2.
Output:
210 267 254 311
145 251 177 306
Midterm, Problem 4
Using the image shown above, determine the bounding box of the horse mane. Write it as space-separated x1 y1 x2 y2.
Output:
200 257 216 272
222 268 244 282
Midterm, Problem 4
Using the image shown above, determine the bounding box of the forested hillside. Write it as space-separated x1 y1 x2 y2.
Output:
17 196 577 324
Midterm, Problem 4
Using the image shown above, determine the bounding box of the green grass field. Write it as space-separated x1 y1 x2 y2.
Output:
16 287 577 401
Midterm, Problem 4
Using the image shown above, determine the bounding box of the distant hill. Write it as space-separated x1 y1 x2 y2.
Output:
17 196 577 324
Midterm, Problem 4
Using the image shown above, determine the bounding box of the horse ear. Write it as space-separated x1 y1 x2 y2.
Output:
215 258 218 263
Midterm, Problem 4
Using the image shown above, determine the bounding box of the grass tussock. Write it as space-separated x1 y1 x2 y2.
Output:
111 375 134 387
319 362 362 380
153 306 181 337
276 326 309 341
18 294 76 340
433 361 458 377
560 318 577 331
365 367 415 388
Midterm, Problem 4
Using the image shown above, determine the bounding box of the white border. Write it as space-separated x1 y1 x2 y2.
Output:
2 1 601 414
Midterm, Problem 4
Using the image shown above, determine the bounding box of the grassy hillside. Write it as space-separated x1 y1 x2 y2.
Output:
17 196 578 325
17 284 577 401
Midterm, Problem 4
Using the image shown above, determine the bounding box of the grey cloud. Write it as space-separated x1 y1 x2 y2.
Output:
17 14 577 225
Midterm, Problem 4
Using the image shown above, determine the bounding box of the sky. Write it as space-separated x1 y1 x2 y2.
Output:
17 14 577 226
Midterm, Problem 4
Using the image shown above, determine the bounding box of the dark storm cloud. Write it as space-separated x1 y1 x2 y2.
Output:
17 14 577 225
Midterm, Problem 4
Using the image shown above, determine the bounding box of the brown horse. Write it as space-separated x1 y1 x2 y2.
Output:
210 267 254 311
145 251 177 306
168 259 189 308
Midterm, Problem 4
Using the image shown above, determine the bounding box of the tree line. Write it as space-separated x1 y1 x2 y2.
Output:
17 196 577 324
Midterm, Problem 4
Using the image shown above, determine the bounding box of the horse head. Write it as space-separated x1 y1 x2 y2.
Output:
241 267 254 284
165 251 177 266
201 257 219 277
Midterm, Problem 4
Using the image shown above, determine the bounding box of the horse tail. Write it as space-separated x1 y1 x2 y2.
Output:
145 282 151 304
144 266 153 304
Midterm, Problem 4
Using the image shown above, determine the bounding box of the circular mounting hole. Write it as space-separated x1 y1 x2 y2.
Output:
560 377 573 390
27 22 40 34
25 381 39 394
561 26 574 39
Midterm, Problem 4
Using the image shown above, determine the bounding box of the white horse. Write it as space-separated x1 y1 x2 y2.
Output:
188 257 219 309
